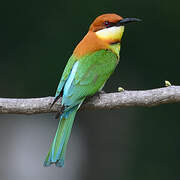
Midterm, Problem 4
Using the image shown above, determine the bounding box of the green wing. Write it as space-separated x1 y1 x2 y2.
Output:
62 49 119 106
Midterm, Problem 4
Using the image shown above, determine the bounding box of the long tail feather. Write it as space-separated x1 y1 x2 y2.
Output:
44 105 79 167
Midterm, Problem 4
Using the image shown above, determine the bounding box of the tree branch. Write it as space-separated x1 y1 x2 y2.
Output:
0 86 180 114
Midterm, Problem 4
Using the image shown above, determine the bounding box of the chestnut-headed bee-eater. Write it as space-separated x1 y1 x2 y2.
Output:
44 13 141 167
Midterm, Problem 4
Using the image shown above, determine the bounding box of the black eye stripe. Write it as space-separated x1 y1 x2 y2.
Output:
104 21 115 28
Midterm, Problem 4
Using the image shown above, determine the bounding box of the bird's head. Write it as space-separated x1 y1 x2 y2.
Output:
89 13 141 43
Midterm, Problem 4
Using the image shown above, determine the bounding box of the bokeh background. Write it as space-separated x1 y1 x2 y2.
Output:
3 0 180 179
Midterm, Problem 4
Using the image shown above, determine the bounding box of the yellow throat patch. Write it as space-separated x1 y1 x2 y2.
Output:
95 26 124 43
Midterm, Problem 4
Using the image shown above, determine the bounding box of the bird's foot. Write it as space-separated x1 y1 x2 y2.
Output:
94 90 106 99
55 105 65 119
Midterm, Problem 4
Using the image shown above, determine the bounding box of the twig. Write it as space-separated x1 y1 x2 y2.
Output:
0 86 180 114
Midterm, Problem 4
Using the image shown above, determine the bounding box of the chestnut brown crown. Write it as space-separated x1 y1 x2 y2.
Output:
89 13 123 32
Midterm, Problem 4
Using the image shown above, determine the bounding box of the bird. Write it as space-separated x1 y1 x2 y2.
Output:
44 13 141 167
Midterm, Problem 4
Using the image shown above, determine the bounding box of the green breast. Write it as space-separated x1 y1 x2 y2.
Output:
109 43 121 59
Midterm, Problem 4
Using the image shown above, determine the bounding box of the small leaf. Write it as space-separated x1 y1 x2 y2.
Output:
165 80 172 87
118 87 125 92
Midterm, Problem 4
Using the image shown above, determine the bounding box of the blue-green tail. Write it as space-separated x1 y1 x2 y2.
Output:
44 105 79 167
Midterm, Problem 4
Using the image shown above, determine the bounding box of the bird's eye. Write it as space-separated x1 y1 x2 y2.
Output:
104 21 110 27
104 21 114 28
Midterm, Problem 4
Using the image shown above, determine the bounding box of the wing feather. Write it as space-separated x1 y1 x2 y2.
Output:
62 49 118 106
55 55 77 97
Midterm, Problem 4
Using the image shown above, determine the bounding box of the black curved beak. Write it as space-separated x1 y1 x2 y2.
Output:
116 18 142 26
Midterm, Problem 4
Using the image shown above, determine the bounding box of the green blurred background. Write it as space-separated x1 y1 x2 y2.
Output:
2 0 180 179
